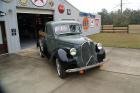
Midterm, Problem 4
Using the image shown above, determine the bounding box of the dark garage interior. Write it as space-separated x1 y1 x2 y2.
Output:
0 22 8 55
17 13 53 49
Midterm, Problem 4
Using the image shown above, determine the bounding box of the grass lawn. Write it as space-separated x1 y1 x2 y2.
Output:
88 33 140 49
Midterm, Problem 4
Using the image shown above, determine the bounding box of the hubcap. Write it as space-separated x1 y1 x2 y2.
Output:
56 59 61 76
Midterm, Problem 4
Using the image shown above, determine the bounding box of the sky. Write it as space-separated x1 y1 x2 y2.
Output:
66 0 140 13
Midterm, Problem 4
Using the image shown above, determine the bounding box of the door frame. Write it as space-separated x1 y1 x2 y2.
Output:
16 8 54 49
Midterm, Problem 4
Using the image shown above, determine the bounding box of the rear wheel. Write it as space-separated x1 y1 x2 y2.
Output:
56 58 66 79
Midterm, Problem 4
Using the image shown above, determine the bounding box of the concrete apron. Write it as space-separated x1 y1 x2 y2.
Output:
0 47 140 93
101 47 140 76
0 47 67 93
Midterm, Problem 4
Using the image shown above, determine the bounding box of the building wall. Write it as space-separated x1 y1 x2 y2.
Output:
0 0 20 53
0 0 55 54
54 0 80 21
16 0 54 10
79 15 101 35
0 0 101 54
54 0 101 35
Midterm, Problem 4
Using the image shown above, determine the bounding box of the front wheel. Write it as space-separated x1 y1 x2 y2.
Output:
56 58 66 79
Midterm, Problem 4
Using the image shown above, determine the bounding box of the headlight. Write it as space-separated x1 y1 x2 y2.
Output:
97 43 103 50
70 48 77 56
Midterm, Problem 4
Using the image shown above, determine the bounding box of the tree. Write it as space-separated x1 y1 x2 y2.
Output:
98 8 140 26
130 10 140 24
98 9 113 25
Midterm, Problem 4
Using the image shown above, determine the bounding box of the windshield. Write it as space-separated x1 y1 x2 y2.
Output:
55 24 82 35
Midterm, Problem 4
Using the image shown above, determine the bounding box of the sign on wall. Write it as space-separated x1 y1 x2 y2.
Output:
83 17 89 31
48 0 54 7
0 25 3 44
58 4 65 14
1 0 13 3
67 9 71 15
19 0 28 6
95 19 100 27
90 18 94 28
31 0 47 7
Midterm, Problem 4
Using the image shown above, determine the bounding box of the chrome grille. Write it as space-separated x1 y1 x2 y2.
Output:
81 42 96 66
81 42 90 65
89 42 95 55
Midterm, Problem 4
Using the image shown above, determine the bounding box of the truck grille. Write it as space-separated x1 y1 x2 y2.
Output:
81 42 96 66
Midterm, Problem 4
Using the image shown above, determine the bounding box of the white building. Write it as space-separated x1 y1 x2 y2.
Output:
0 0 101 54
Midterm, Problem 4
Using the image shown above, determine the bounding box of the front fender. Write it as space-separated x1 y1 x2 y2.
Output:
49 48 72 63
57 49 69 62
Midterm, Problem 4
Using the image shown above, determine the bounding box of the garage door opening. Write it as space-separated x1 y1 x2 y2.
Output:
0 22 8 55
17 13 53 49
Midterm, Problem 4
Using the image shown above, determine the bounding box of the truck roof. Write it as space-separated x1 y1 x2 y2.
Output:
46 21 81 26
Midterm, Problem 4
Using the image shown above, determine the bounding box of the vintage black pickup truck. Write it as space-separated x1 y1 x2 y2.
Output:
39 21 106 78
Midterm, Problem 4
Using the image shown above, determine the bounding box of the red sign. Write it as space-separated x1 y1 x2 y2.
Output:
31 0 47 7
83 17 89 31
58 4 65 14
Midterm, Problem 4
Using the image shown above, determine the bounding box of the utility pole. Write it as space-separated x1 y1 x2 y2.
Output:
121 0 123 13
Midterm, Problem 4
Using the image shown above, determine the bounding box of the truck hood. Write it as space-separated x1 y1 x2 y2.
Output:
57 35 92 45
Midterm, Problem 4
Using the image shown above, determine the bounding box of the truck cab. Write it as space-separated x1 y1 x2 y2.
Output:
39 21 106 78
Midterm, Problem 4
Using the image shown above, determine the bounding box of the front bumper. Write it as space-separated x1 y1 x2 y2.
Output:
65 60 106 73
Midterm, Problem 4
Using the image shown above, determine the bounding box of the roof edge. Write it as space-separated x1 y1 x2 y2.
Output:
64 0 80 12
